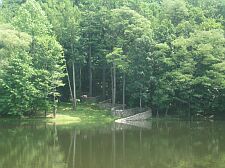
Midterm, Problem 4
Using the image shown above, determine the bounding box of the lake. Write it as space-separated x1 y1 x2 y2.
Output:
0 119 225 168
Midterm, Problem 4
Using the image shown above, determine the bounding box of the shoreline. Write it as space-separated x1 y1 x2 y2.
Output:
0 102 115 126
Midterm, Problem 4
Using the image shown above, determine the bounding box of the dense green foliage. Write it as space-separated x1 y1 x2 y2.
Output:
0 1 65 116
0 0 225 116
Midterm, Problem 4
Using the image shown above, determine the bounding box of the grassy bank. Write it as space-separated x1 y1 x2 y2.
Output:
48 102 114 124
0 103 115 126
46 102 115 125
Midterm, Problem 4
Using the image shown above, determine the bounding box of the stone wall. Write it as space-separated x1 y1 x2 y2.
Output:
81 96 101 103
98 102 113 110
98 101 152 121
122 110 152 121
112 107 150 117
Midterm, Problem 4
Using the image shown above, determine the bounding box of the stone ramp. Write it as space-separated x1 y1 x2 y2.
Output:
115 110 152 129
98 99 152 129
115 110 152 123
112 107 150 117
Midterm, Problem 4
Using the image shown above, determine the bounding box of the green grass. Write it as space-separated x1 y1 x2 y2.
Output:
0 102 115 127
46 102 115 125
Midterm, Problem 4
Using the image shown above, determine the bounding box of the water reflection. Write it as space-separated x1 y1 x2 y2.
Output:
0 120 225 168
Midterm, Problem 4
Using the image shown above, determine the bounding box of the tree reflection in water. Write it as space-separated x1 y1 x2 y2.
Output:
0 120 225 168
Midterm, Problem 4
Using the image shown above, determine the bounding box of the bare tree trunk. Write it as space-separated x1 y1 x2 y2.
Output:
53 92 57 118
112 62 116 107
165 106 169 116
89 46 92 97
188 96 191 120
122 72 125 110
65 62 74 104
102 65 106 100
111 67 113 104
72 62 77 111
139 90 142 109
189 102 191 121
79 67 82 95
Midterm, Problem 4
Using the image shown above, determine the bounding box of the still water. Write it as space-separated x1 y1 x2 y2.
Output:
0 119 225 168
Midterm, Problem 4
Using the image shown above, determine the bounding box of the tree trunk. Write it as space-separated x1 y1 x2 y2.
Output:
79 67 82 95
189 102 192 121
139 90 142 109
65 62 74 104
112 62 116 107
165 106 169 116
53 92 57 118
188 95 191 120
89 46 92 97
157 108 159 118
72 62 77 111
111 67 113 104
102 65 106 100
122 72 125 110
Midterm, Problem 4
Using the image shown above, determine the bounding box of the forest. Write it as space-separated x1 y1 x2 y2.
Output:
0 0 225 117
